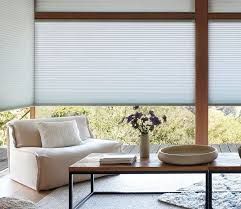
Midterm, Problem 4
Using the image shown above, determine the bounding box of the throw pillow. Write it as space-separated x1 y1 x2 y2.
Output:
38 120 82 148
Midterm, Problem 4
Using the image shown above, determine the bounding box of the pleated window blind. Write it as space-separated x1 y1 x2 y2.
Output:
209 0 241 13
209 21 241 105
35 21 195 105
36 0 194 12
0 0 34 111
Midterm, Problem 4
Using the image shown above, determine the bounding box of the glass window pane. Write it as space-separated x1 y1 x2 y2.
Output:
36 106 195 145
209 106 241 145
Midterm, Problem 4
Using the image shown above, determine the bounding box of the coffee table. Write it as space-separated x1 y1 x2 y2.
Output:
69 153 211 209
208 153 241 209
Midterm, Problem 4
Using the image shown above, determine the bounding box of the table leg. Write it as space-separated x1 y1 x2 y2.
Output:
206 172 209 209
70 174 95 209
91 174 94 192
208 172 212 209
69 172 73 209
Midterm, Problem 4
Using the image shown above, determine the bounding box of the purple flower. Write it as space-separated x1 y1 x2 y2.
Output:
150 116 161 126
121 106 166 135
135 112 143 119
127 114 134 123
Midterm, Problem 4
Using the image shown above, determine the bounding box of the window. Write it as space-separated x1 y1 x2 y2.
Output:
209 106 241 145
209 21 241 105
0 0 34 111
36 106 195 144
35 21 195 105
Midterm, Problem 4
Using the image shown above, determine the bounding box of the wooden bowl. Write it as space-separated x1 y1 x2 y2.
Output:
158 145 218 165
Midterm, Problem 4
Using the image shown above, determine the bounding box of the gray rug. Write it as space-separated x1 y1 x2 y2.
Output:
159 174 241 209
37 174 241 209
0 197 37 209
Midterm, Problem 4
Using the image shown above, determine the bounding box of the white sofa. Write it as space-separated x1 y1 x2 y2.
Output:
8 116 122 191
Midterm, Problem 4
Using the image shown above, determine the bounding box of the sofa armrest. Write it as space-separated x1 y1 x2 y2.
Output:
7 125 16 171
8 126 39 191
9 147 39 190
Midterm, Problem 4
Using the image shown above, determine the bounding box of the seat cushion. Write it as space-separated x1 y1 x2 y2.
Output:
18 138 122 190
8 116 92 148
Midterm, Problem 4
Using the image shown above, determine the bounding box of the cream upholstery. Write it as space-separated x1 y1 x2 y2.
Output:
8 116 93 148
8 116 122 191
37 120 83 148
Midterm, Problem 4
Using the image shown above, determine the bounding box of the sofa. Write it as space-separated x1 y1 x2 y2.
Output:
8 116 122 191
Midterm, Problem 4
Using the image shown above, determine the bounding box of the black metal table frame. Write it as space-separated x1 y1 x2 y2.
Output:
69 170 211 209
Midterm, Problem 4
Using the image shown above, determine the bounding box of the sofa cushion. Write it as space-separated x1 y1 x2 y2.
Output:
38 120 83 148
17 138 122 190
8 116 92 148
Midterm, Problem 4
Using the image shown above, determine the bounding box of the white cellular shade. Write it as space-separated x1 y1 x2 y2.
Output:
36 0 194 12
35 21 195 105
209 21 241 105
209 0 241 13
0 0 34 111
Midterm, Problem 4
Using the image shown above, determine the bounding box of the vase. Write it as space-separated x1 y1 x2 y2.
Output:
140 134 149 159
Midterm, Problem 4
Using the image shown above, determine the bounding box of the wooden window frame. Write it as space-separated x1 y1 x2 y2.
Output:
34 1 241 145
30 106 36 119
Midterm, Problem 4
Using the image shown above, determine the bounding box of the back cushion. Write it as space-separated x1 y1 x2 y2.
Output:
9 116 92 148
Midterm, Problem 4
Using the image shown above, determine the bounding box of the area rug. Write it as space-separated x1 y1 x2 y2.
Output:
0 197 37 209
37 174 241 209
159 174 241 209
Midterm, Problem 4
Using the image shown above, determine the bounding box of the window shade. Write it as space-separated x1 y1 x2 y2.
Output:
209 0 241 13
36 0 194 12
0 0 34 111
209 21 241 105
35 21 195 105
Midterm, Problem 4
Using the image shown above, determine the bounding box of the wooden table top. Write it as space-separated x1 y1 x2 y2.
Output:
69 153 241 173
209 153 241 172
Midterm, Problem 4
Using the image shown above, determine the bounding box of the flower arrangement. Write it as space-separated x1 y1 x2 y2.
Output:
121 106 167 135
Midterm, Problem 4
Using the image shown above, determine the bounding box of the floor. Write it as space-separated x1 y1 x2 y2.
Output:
0 147 8 172
0 144 239 205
